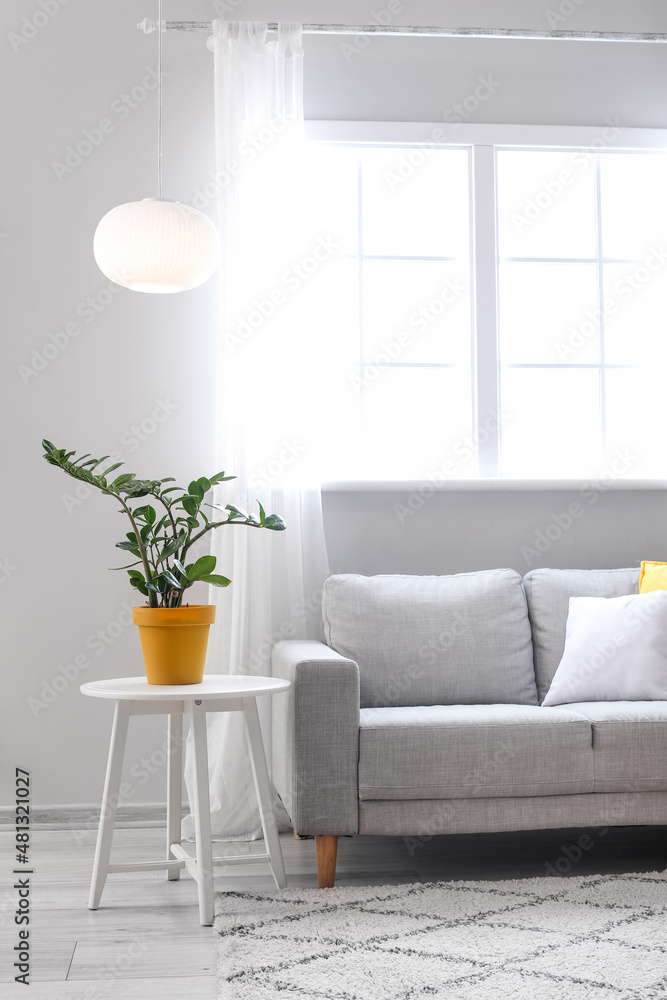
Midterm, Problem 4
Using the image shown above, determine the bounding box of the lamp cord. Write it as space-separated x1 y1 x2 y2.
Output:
157 0 163 198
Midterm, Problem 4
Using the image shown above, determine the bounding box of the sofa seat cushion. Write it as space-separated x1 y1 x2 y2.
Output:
358 704 594 800
523 568 639 702
559 701 667 792
323 571 537 708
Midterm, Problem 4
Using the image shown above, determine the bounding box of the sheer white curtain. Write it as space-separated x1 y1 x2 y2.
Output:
183 21 332 841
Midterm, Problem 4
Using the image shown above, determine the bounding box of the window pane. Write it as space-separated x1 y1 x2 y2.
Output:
363 260 470 365
603 261 667 366
501 369 602 477
499 262 599 365
605 369 666 478
305 144 360 257
359 367 473 480
600 153 667 260
361 147 470 258
497 150 597 259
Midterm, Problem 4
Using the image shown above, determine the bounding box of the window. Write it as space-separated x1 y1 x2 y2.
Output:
497 148 667 480
267 123 667 483
348 146 474 481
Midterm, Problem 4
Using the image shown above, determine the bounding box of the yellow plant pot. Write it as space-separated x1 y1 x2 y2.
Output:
132 605 216 685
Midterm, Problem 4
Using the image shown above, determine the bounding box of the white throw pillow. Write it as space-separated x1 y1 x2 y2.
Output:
542 591 667 706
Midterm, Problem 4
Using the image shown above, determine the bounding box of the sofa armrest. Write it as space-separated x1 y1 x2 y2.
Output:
271 639 360 836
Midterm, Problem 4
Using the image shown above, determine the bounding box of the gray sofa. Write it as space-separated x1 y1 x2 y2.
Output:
271 567 667 887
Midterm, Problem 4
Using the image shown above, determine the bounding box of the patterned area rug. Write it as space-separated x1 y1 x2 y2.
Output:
214 873 667 999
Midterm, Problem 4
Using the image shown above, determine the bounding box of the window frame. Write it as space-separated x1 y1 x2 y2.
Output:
305 120 667 489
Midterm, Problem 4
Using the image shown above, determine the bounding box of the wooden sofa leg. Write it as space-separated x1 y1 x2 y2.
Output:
316 835 338 888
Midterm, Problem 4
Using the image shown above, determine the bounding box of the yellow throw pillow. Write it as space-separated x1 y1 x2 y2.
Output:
639 560 667 593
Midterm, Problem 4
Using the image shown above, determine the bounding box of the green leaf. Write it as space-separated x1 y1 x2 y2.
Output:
101 461 123 477
158 533 187 563
225 503 248 520
157 543 178 563
173 559 189 579
130 577 149 596
209 471 236 484
161 569 182 589
263 514 286 531
110 560 143 570
128 570 145 580
181 497 198 517
197 476 211 494
189 554 216 580
116 540 141 553
199 574 231 587
188 480 205 500
257 501 266 525
110 473 136 489
119 484 149 498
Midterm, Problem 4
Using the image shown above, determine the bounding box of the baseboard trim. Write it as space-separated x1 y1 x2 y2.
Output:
0 802 185 830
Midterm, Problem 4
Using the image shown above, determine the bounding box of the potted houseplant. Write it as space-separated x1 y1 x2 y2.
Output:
42 440 286 684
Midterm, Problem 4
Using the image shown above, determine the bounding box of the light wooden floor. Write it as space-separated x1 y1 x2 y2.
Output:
1 821 665 998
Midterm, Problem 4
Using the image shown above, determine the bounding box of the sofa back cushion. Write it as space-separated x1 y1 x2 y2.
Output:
523 567 640 702
322 570 537 708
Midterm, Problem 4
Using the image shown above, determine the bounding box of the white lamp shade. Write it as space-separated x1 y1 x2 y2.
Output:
93 198 220 293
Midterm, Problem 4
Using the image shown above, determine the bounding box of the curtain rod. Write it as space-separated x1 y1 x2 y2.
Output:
137 21 667 43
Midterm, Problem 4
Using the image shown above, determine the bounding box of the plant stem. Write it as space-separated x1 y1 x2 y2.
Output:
152 491 179 541
115 496 158 608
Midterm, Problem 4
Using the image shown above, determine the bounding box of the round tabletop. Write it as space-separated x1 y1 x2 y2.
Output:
80 674 290 701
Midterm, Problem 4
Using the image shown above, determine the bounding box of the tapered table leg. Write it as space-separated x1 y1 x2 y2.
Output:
89 701 130 909
166 713 183 880
316 835 338 888
243 696 287 889
188 700 214 926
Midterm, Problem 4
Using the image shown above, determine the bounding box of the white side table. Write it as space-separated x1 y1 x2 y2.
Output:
80 674 290 925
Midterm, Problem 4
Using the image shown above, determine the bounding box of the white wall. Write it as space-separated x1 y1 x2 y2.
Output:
322 487 667 577
2 0 667 808
2 0 220 809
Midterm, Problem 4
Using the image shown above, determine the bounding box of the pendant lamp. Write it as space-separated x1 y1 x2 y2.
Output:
93 0 219 293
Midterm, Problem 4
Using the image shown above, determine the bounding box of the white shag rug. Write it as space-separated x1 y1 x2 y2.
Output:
214 873 667 999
